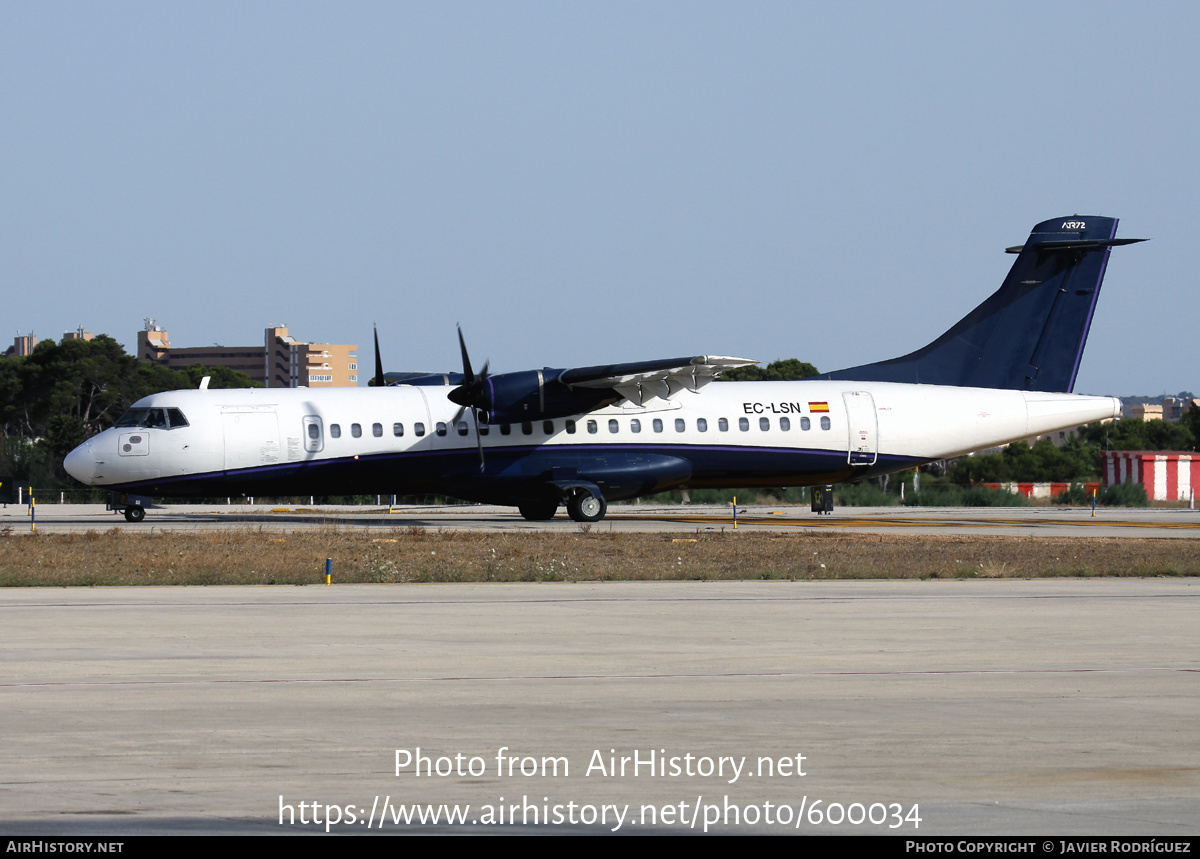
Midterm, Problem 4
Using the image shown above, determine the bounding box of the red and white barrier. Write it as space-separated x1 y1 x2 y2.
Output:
1102 451 1199 501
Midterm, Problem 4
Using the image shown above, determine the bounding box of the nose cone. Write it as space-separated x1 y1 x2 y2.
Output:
63 441 94 484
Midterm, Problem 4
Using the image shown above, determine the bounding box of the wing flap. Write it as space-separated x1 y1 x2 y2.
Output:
564 355 756 406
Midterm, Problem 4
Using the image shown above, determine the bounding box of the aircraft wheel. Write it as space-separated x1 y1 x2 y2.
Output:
567 490 607 523
124 506 146 523
518 500 558 521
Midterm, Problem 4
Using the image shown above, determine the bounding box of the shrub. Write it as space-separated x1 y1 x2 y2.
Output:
905 485 1029 507
1053 483 1093 506
1097 482 1149 507
833 483 896 506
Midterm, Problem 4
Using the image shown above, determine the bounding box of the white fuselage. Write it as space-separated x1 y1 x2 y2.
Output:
64 381 1121 501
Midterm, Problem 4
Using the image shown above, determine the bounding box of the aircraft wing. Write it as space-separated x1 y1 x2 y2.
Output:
559 356 757 406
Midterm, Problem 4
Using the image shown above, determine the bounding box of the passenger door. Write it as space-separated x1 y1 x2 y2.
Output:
842 391 878 466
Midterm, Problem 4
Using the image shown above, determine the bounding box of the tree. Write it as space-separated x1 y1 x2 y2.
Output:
1080 418 1195 452
175 364 263 390
1181 401 1200 449
719 358 819 382
951 436 1100 484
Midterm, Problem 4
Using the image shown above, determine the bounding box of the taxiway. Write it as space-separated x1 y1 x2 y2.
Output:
4 501 1200 538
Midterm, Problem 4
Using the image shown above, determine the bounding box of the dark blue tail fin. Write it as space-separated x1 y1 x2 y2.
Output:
822 216 1143 392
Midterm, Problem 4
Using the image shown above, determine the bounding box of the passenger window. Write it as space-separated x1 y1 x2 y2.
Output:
675 418 685 432
565 420 576 434
653 419 663 433
739 417 749 431
630 419 641 433
393 423 404 437
166 408 189 429
436 422 447 436
457 422 469 436
821 416 831 431
373 423 383 437
609 419 619 433
352 423 362 438
308 424 320 440
500 424 511 436
587 420 598 434
718 418 729 432
522 422 533 435
543 420 554 434
331 424 342 438
697 418 707 432
760 417 770 431
479 425 489 435
780 417 790 431
800 417 811 431
414 423 425 437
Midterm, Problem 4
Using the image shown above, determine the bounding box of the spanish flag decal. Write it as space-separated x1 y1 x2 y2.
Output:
808 401 830 413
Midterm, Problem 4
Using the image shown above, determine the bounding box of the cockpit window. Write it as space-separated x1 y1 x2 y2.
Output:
115 409 151 427
115 407 188 429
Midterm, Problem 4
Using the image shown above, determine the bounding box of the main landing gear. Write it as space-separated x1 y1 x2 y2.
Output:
566 488 606 523
516 485 608 523
518 500 558 521
123 505 146 523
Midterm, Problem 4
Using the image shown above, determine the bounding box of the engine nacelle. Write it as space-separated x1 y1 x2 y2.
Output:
482 370 616 425
385 371 465 387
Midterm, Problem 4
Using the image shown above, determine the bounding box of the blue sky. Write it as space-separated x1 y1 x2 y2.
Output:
2 2 1196 395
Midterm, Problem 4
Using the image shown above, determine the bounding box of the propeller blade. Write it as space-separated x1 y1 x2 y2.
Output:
457 324 474 386
472 409 485 472
448 326 491 413
372 325 385 387
448 401 486 472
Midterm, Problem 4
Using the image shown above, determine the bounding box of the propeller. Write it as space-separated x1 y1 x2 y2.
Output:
447 325 489 472
369 324 385 387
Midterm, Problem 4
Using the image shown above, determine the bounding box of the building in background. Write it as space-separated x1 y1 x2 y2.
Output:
1163 396 1200 422
137 320 357 387
3 333 37 357
61 326 93 342
1125 395 1200 422
1130 403 1164 421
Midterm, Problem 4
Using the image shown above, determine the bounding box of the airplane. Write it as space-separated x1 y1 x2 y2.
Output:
64 215 1141 523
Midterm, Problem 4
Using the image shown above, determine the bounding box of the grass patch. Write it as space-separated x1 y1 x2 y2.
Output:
1 528 1198 585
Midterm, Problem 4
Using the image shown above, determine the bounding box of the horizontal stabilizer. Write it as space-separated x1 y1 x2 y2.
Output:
1005 237 1146 254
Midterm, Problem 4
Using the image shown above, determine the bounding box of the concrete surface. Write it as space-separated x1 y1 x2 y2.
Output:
1 580 1197 834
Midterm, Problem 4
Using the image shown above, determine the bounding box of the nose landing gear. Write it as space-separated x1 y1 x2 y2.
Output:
108 492 151 524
